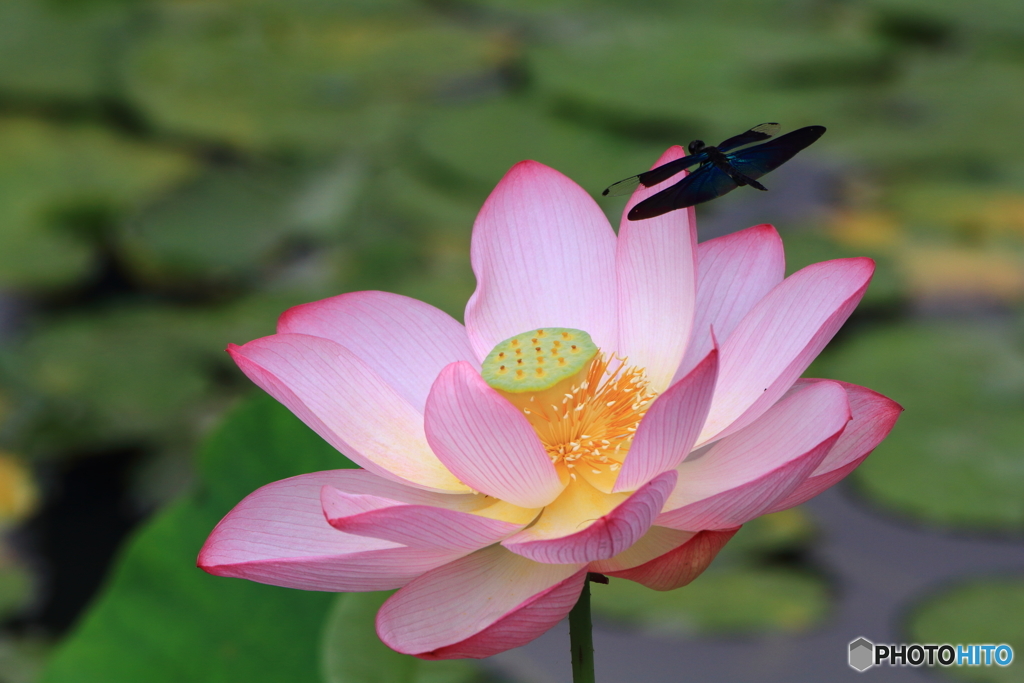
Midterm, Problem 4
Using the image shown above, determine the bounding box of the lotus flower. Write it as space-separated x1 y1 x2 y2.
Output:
198 147 901 659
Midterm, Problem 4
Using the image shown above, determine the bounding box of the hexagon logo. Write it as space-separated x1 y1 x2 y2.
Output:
849 637 875 671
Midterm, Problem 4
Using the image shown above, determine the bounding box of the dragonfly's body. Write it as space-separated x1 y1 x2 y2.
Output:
696 143 768 192
603 123 826 220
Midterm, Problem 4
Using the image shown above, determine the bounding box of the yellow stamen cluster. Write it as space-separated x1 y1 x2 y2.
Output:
482 328 656 489
523 353 656 481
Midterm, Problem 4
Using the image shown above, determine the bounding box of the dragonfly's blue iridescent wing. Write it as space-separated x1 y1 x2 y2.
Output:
602 152 707 196
715 122 780 153
726 125 826 179
627 163 738 220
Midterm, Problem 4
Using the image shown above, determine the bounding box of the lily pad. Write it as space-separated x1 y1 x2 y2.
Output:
592 567 829 636
0 0 129 99
907 577 1024 683
12 306 216 454
321 591 483 683
809 321 1024 530
866 0 1024 44
6 286 369 462
520 5 1024 183
593 510 831 635
350 166 478 319
0 118 193 289
123 2 511 151
413 96 661 204
39 393 356 683
836 59 1024 171
526 13 890 147
121 158 362 284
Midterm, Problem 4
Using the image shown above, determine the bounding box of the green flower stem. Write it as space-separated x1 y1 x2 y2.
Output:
569 574 597 683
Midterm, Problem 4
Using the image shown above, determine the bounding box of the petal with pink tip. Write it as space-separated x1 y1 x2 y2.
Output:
764 380 903 513
424 361 563 509
588 525 696 573
277 291 478 412
465 160 618 360
658 381 850 530
377 545 586 659
674 224 785 381
605 528 738 591
321 486 531 551
415 572 585 660
229 334 467 492
198 471 466 591
697 257 873 445
502 470 677 564
616 146 697 392
614 348 718 493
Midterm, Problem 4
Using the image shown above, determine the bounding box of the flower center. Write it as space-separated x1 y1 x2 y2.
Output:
482 328 657 492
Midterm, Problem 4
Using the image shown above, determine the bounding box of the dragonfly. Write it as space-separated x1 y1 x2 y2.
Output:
603 123 826 220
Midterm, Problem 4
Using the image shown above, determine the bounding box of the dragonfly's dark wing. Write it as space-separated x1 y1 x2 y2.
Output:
716 122 780 153
627 164 738 220
602 153 706 196
635 153 707 188
726 125 826 179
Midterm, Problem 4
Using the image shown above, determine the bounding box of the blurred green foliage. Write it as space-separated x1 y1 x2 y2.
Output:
0 118 192 288
593 568 829 635
908 577 1024 683
0 0 1021 678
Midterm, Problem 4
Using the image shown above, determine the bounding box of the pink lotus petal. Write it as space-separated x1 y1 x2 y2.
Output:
300 467 482 509
605 528 739 591
658 381 850 530
377 545 586 658
416 572 585 660
614 348 718 492
229 334 467 492
502 470 677 564
321 486 528 551
588 525 696 573
615 146 697 392
198 471 466 591
464 161 618 360
674 224 785 381
277 291 478 412
697 257 873 445
424 361 563 508
764 380 903 513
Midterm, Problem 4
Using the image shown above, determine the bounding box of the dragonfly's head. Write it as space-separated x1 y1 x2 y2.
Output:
687 139 706 155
